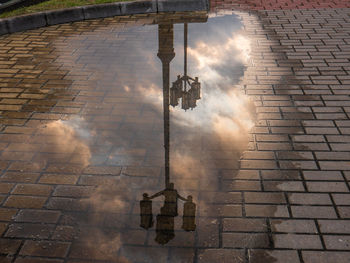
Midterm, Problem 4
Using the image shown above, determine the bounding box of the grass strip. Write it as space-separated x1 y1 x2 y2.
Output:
0 0 128 18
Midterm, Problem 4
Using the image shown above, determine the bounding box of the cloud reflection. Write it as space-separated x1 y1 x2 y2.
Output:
41 117 92 166
49 12 257 260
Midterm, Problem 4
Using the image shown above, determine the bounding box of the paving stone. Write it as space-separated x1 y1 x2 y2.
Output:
338 207 350 218
273 234 322 249
248 249 300 263
270 219 317 233
14 257 64 263
306 182 349 192
291 206 337 218
245 192 286 204
245 205 289 217
11 184 53 196
14 209 61 223
288 193 332 205
197 249 245 263
0 172 40 183
5 223 54 239
4 196 47 209
52 185 95 197
0 238 22 255
39 174 79 185
332 194 350 205
19 241 70 258
303 171 343 181
223 218 267 232
223 233 270 248
302 251 350 263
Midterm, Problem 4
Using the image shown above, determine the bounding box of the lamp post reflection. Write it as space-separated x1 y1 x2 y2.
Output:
139 16 206 244
170 23 201 110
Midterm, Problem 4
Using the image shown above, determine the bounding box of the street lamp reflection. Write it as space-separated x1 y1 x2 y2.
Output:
139 14 207 245
170 23 201 110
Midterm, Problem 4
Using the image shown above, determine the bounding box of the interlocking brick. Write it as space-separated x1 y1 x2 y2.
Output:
14 257 64 263
288 193 332 205
338 207 350 218
197 249 245 263
273 234 322 249
19 241 70 258
263 181 305 191
332 194 350 205
0 238 22 255
52 225 78 241
271 219 317 233
4 196 47 209
0 183 14 194
46 197 88 211
324 235 350 250
302 251 350 263
223 218 267 232
11 184 53 196
245 192 286 204
5 223 54 238
53 185 95 197
0 172 40 183
306 182 348 192
245 205 289 217
303 171 343 181
39 174 79 185
223 233 269 248
248 250 300 263
14 209 61 223
291 206 337 218
319 220 350 234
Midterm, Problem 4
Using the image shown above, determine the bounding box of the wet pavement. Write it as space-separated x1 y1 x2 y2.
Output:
0 3 350 263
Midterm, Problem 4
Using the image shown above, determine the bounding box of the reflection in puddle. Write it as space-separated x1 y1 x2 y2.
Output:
56 12 256 262
40 117 92 166
7 11 257 262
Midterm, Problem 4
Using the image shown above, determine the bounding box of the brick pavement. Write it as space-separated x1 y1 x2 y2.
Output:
211 0 350 11
0 4 349 263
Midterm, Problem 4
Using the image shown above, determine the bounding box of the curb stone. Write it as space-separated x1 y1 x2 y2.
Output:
46 7 85 25
158 0 208 12
0 0 209 36
82 3 122 20
121 0 157 15
6 11 46 33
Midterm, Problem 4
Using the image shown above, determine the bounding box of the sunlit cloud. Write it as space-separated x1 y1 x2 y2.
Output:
40 117 92 166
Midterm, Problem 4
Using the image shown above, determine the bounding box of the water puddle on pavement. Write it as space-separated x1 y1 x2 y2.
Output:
1 11 258 263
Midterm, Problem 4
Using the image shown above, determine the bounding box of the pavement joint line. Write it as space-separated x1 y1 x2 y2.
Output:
0 0 209 36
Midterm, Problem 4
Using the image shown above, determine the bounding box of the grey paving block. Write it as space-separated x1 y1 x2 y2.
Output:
83 3 122 20
158 0 209 12
46 7 84 26
0 20 8 35
6 12 47 33
120 0 157 15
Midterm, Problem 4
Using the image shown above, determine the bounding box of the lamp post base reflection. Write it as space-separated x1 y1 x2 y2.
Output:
140 185 196 245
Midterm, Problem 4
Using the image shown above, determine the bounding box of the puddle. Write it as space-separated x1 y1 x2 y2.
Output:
48 12 256 262
0 11 265 263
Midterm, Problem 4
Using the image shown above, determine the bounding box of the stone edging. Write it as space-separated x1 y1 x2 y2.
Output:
0 0 209 36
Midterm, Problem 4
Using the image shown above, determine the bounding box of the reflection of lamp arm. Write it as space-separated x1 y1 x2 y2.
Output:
150 190 164 199
177 194 187 201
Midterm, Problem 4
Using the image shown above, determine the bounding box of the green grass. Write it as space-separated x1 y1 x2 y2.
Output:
0 0 129 18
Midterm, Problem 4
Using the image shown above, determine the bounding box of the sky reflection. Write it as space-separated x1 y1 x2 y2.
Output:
49 11 257 259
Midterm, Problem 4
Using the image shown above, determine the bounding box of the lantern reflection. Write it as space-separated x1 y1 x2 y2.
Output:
170 23 201 111
139 14 207 245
